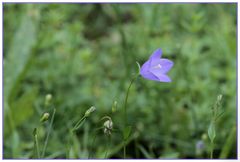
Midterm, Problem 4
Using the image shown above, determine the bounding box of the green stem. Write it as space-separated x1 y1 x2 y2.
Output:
219 126 236 158
88 131 97 159
104 136 111 158
67 129 74 158
210 141 214 159
124 74 138 128
72 116 86 131
88 127 104 159
67 115 87 157
35 135 40 158
123 74 139 158
33 130 40 158
41 108 56 158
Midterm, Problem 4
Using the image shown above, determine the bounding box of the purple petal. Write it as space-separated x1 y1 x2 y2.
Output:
140 59 151 75
150 49 162 60
140 71 161 81
150 58 174 74
140 48 173 82
153 73 172 82
140 60 159 81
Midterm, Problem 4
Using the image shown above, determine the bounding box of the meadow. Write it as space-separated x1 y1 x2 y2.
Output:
3 3 237 159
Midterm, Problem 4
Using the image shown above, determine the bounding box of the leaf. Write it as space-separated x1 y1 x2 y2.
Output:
137 144 153 159
11 131 20 158
219 126 236 158
4 6 40 136
159 152 180 159
123 126 132 140
4 87 38 136
68 147 76 158
4 6 40 102
208 121 216 142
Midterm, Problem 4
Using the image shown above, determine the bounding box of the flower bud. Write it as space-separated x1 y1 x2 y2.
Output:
84 106 96 117
217 94 222 102
103 119 113 136
112 101 117 113
40 113 50 123
45 94 52 107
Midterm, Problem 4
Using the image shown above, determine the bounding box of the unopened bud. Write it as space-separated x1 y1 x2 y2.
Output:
45 94 52 107
85 106 96 117
217 94 222 102
40 113 50 123
112 101 117 113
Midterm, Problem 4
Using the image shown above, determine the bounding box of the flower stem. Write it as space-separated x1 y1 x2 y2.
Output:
67 115 87 157
88 131 97 159
124 74 139 128
210 141 214 159
33 129 40 158
72 116 86 131
41 108 56 158
123 73 139 158
104 136 111 158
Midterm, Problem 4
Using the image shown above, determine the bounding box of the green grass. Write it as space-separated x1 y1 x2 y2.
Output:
3 3 237 159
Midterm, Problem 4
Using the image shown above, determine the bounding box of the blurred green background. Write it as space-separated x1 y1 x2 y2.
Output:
3 3 237 159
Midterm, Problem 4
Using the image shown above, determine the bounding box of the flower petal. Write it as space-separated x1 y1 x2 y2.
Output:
140 59 151 75
150 49 162 60
150 58 174 74
140 48 173 82
152 73 172 82
141 71 160 81
140 61 160 81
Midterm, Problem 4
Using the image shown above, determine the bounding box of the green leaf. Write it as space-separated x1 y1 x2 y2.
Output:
4 87 38 136
137 144 153 159
123 126 132 140
219 126 236 158
4 5 40 136
208 121 216 142
4 6 40 102
11 131 20 158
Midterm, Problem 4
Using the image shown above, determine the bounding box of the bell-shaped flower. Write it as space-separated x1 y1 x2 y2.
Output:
140 49 173 82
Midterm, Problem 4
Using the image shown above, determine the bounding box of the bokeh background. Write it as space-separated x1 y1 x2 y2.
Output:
3 3 237 159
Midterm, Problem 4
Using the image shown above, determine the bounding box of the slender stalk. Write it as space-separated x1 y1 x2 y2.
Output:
88 127 104 159
67 129 74 158
67 115 86 157
123 74 139 128
88 132 97 159
41 108 56 158
210 141 214 159
72 116 86 131
123 143 126 159
35 134 40 158
219 126 236 158
33 128 40 158
123 74 139 158
104 136 111 158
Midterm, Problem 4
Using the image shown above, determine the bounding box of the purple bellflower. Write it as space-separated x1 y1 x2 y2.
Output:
140 49 173 82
